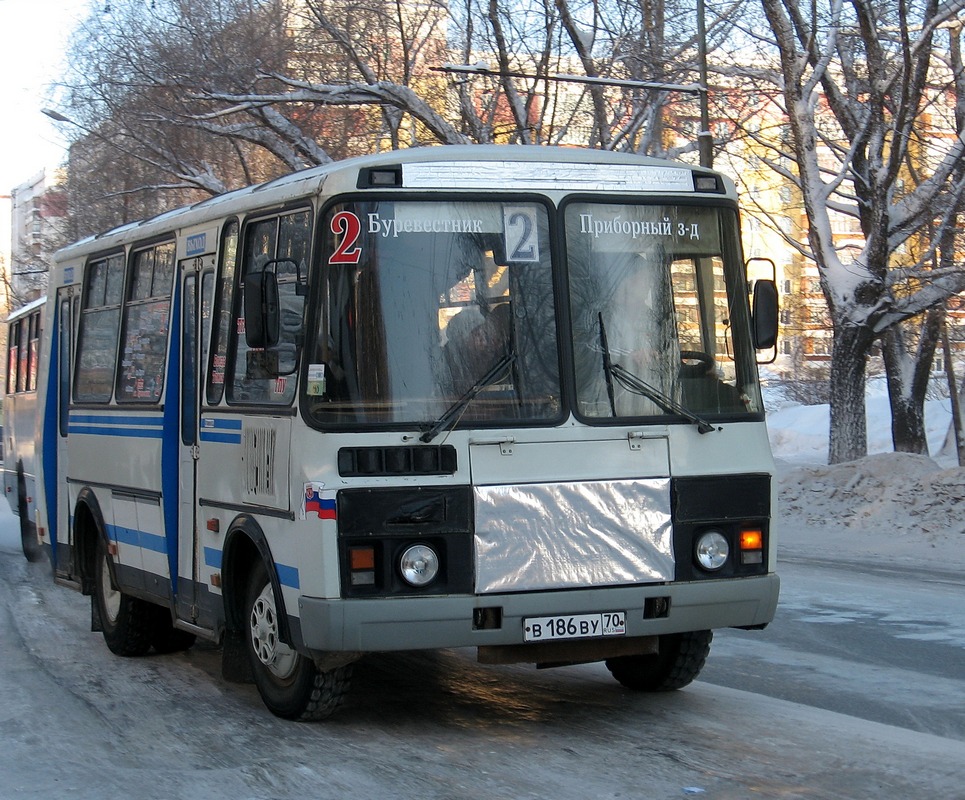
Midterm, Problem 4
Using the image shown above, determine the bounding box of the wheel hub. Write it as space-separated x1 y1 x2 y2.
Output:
249 583 298 678
99 553 121 624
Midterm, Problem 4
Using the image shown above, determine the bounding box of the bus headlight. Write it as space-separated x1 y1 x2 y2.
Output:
399 544 440 587
695 530 729 571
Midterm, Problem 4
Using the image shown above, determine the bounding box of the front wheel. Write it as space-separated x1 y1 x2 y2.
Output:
605 630 713 691
94 538 154 657
245 562 351 720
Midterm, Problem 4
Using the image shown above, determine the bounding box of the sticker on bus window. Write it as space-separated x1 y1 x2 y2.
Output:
329 211 363 265
503 206 539 262
307 364 326 396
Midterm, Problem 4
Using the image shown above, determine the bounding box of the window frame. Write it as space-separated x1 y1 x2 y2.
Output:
115 240 177 405
73 251 127 404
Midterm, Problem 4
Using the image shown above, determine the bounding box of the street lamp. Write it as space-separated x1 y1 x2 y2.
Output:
42 109 73 124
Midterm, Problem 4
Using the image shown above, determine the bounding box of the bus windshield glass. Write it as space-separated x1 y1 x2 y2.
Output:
307 199 561 427
566 201 763 420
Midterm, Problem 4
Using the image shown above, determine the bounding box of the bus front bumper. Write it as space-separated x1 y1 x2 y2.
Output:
295 573 779 655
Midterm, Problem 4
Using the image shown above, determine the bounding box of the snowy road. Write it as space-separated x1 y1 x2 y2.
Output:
1 508 963 800
703 556 965 740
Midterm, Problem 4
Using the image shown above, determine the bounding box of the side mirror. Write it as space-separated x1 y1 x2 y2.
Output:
244 269 280 348
752 278 779 351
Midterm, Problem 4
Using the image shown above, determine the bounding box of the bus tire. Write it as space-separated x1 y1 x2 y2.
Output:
18 477 43 563
94 537 154 657
605 630 713 691
244 562 351 721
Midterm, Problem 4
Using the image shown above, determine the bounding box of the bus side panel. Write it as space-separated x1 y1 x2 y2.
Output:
194 414 294 610
3 392 37 518
68 413 172 596
109 493 147 591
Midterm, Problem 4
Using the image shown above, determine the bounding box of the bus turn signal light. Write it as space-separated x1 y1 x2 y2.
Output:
739 528 764 565
349 546 376 586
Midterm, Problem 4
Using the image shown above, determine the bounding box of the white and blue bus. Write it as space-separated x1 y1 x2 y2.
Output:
4 296 45 562
33 145 780 719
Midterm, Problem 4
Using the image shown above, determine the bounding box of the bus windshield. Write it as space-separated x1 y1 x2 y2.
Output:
566 201 763 421
305 196 762 431
307 199 561 428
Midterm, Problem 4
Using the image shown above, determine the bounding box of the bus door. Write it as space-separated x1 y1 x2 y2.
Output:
51 288 75 575
176 256 214 623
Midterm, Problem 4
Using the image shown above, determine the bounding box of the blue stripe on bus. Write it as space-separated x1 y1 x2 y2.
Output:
69 414 163 426
68 413 164 438
199 417 242 444
42 299 60 569
201 418 242 430
275 563 300 589
203 547 223 569
204 549 297 591
108 523 167 554
199 430 242 444
161 282 182 600
67 425 164 438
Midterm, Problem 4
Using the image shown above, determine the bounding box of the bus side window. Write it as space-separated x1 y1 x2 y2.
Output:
227 210 310 406
7 320 20 394
27 311 41 392
116 242 176 404
17 316 29 393
75 253 125 403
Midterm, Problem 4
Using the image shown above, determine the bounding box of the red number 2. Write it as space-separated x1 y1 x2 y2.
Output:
329 211 362 264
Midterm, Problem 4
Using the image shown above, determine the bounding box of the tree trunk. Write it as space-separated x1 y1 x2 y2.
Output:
882 310 943 455
828 324 875 464
887 388 928 454
940 322 965 466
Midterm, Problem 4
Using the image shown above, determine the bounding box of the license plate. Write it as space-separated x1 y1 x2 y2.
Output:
523 612 626 642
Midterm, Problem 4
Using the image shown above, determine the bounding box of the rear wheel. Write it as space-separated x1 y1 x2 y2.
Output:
18 477 43 563
245 562 351 720
94 538 154 657
605 630 713 691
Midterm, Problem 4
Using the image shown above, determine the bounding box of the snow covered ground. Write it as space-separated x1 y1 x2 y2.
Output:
767 388 965 572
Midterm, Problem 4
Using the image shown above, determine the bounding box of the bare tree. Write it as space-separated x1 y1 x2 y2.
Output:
56 0 316 235
753 0 965 463
53 0 747 226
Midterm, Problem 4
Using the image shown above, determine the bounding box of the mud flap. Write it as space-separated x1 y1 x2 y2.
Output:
90 595 103 633
222 629 254 683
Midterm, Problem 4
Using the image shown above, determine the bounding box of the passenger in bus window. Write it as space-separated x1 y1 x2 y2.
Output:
443 301 511 396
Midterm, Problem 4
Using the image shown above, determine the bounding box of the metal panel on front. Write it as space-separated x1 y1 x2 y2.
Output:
474 478 674 594
468 436 670 485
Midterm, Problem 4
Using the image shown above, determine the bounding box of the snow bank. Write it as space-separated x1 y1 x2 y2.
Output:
780 453 965 540
768 392 965 569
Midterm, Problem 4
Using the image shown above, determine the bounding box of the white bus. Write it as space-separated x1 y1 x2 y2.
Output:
4 296 45 562
34 145 780 720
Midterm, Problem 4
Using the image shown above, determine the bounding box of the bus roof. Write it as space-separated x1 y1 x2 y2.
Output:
4 296 46 324
54 145 734 263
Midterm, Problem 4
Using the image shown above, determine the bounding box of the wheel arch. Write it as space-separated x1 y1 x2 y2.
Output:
73 487 111 597
222 514 294 646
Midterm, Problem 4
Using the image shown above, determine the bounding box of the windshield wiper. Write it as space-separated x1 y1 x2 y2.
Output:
419 351 517 443
597 313 717 434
